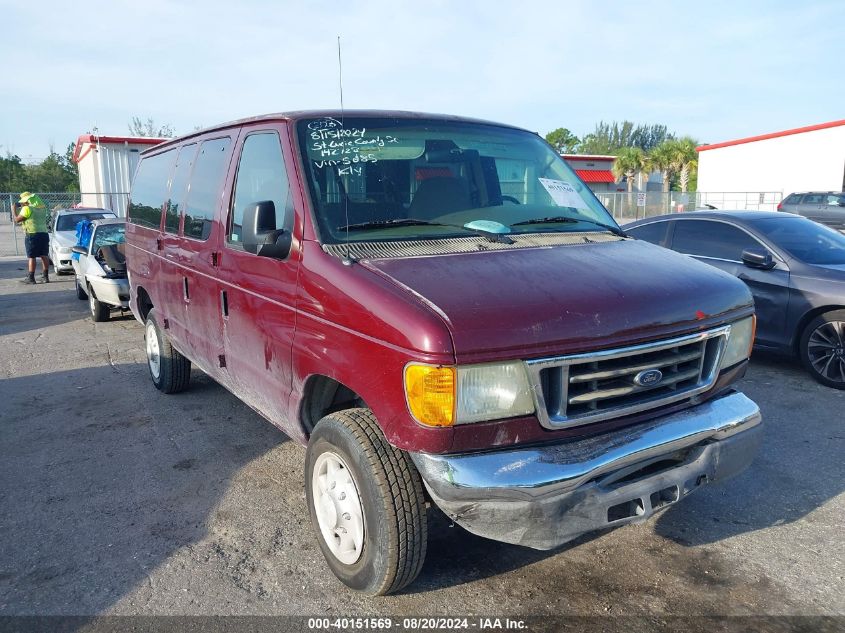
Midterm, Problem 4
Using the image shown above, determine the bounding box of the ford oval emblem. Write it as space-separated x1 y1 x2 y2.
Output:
634 369 663 387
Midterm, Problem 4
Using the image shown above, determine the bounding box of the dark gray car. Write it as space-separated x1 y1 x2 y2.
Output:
778 192 845 230
626 211 845 389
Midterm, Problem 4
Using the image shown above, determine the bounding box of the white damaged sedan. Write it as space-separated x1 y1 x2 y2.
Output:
71 218 129 322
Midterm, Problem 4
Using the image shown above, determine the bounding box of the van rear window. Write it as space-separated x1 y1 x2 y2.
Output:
129 149 176 230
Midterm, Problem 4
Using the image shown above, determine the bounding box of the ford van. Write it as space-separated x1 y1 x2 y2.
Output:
126 111 762 595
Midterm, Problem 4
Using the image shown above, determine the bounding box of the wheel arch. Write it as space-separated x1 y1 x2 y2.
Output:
135 285 154 322
298 374 368 438
792 304 845 352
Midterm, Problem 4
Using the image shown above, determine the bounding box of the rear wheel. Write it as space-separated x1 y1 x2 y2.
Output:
800 310 845 390
75 277 87 300
305 408 427 595
144 309 191 393
89 288 110 322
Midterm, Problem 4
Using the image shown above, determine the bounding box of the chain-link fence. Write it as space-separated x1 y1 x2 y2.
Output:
597 191 783 225
0 189 784 257
0 192 129 257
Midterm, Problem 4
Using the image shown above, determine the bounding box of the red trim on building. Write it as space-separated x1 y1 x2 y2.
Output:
575 169 616 183
696 119 845 152
72 134 167 162
561 154 617 161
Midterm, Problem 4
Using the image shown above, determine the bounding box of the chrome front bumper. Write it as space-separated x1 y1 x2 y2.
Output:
411 391 762 550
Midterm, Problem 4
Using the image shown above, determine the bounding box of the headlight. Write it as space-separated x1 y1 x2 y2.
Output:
405 361 534 427
720 316 756 369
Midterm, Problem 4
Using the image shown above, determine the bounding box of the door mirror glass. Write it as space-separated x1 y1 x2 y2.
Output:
741 248 775 269
242 200 291 259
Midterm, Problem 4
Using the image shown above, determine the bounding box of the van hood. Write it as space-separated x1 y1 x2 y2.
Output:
361 239 753 360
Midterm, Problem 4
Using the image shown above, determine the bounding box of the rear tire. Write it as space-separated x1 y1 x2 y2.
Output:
144 309 191 393
800 310 845 390
75 277 87 300
305 408 427 595
89 288 110 322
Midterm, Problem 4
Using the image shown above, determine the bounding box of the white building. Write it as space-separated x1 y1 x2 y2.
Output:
73 134 166 216
697 119 845 203
561 154 624 193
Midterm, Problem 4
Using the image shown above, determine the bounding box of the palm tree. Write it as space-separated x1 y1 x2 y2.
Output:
648 142 676 194
612 147 646 193
672 137 698 193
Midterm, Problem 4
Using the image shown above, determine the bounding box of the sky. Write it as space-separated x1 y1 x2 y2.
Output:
1 0 843 163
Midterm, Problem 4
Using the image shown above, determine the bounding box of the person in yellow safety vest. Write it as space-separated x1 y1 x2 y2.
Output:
14 192 51 284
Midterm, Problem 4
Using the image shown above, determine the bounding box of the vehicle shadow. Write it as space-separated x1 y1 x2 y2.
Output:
0 289 90 336
407 511 604 594
654 351 845 545
0 363 288 615
0 257 36 281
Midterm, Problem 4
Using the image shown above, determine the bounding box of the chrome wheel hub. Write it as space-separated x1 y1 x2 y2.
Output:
312 451 365 565
146 321 161 381
808 321 845 384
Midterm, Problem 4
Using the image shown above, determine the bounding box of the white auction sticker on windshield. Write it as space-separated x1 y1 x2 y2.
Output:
538 178 589 210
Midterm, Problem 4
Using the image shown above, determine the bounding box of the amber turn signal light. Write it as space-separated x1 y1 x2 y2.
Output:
404 364 456 427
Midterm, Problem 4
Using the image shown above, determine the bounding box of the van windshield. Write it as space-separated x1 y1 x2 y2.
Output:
296 117 617 244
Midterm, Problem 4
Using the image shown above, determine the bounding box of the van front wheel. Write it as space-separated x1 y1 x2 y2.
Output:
305 408 428 595
144 309 191 394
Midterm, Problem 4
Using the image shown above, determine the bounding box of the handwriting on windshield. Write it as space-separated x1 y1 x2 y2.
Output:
309 118 399 176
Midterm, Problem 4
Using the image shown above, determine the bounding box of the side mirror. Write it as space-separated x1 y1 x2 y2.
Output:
242 201 291 259
741 248 775 270
71 245 88 256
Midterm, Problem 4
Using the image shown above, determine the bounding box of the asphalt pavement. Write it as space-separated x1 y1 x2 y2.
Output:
0 255 843 619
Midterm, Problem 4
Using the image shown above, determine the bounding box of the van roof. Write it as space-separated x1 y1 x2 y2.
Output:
142 110 535 154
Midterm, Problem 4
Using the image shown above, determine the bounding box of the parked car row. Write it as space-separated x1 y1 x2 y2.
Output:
48 207 116 273
44 208 130 321
626 211 845 389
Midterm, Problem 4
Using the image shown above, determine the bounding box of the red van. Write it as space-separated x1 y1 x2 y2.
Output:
126 111 762 595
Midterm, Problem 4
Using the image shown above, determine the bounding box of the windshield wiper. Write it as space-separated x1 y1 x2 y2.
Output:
338 218 446 232
511 215 628 238
511 216 578 226
338 218 514 243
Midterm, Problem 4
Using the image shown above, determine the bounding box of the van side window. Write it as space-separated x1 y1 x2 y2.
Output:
165 143 198 234
183 137 232 240
129 149 176 230
229 132 293 246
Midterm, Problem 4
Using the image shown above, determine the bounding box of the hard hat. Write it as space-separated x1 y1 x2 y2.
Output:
19 192 33 204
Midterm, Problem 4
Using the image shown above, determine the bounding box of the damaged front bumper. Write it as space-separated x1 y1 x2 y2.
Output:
87 275 130 309
411 391 762 550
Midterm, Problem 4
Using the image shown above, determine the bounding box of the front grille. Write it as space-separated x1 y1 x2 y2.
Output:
526 327 729 429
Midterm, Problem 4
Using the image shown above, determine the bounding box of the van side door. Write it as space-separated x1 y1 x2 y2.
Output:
176 135 238 376
217 124 302 431
158 143 199 349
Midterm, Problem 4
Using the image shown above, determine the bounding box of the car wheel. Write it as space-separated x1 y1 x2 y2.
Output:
89 288 110 322
144 309 191 393
75 277 87 300
800 310 845 390
305 408 427 596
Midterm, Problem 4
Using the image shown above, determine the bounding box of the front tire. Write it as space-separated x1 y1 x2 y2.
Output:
75 277 87 300
305 408 428 595
89 288 110 322
144 309 191 393
800 310 845 389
